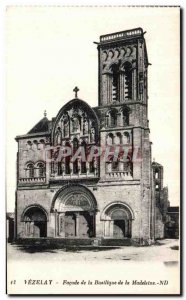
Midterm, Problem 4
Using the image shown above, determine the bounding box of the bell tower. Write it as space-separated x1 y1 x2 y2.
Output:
95 28 153 243
98 27 148 109
96 28 151 184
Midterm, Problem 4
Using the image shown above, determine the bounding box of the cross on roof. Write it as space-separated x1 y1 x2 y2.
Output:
73 86 79 98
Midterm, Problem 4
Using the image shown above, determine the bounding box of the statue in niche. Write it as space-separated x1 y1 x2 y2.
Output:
102 51 107 62
126 47 132 57
108 50 114 61
83 117 89 135
123 132 130 144
106 134 113 146
72 116 79 133
115 134 121 145
56 127 62 145
90 128 95 143
123 114 129 126
132 46 137 58
120 48 126 59
63 117 69 137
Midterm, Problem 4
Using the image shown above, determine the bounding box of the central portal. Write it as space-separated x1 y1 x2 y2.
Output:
52 185 97 238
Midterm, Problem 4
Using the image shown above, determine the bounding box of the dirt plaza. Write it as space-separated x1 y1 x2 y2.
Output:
7 239 179 263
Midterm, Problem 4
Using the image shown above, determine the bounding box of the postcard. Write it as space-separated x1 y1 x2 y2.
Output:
6 6 180 295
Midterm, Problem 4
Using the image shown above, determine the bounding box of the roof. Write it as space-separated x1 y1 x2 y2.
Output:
27 117 49 134
152 161 163 168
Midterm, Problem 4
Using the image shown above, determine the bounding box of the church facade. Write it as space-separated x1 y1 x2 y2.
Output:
15 28 168 245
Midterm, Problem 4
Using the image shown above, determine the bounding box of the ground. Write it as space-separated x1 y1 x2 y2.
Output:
7 239 179 263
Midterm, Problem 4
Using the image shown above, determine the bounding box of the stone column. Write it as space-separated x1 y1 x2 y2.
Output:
86 161 89 176
133 68 137 101
75 213 80 237
119 72 125 101
104 220 110 237
128 220 132 238
59 212 65 237
55 212 59 236
77 158 81 177
95 211 102 237
110 221 114 237
107 74 112 103
89 211 95 237
70 160 73 176
24 222 28 237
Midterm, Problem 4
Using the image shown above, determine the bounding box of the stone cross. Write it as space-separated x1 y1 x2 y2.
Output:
73 86 79 98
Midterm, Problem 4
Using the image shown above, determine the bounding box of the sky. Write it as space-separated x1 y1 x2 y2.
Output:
6 6 180 211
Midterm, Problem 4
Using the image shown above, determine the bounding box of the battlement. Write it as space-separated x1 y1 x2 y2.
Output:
100 28 143 43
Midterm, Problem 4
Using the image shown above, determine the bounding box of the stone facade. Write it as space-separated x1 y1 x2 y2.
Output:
15 28 169 245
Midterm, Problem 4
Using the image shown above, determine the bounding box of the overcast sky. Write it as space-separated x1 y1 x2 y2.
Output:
6 6 180 211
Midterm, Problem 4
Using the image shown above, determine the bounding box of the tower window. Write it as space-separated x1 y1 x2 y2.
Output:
123 62 132 100
123 108 129 126
156 184 159 190
110 110 117 127
111 64 119 102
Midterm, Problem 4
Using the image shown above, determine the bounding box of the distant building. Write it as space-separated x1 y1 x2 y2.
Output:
14 28 175 245
152 161 170 239
6 213 15 242
165 207 179 239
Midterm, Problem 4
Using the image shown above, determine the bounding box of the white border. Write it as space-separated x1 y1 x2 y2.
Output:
1 0 184 299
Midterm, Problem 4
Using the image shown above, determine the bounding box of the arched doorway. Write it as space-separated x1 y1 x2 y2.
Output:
101 203 133 238
22 206 47 238
52 185 97 238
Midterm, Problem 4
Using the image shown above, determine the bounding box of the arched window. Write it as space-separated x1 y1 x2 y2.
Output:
27 163 34 178
72 116 80 133
111 64 120 101
73 138 79 152
37 162 45 177
123 109 129 126
112 160 119 172
73 160 78 174
33 140 38 150
106 133 114 145
110 110 117 127
115 132 122 145
65 142 71 175
38 139 45 150
26 141 32 150
63 115 69 137
120 106 130 126
73 138 79 174
81 141 87 174
89 160 95 173
123 132 130 144
57 162 62 175
123 62 132 100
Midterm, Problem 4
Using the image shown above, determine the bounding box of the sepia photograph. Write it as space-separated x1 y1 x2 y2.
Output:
6 6 180 295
